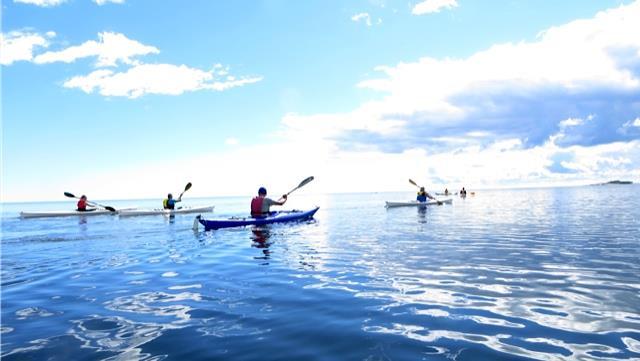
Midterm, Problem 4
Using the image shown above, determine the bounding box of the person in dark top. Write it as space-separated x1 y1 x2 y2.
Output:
251 187 287 216
163 193 182 210
76 195 95 212
416 187 436 202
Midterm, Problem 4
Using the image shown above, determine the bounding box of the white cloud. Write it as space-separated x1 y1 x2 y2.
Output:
623 117 640 127
351 12 372 27
265 1 640 190
412 0 458 15
63 63 263 98
13 0 65 7
225 138 239 146
16 131 635 202
94 0 124 4
34 32 159 67
0 31 50 65
7 31 263 98
559 117 585 128
352 1 640 132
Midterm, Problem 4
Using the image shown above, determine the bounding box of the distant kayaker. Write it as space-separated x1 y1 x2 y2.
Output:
76 195 94 212
163 193 182 210
251 187 287 216
416 187 436 202
460 187 467 196
444 188 449 195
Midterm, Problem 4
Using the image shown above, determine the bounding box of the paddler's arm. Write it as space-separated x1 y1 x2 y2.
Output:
275 194 288 205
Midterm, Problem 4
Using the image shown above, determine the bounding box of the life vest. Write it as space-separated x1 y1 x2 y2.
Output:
163 199 175 209
77 199 87 211
251 197 264 215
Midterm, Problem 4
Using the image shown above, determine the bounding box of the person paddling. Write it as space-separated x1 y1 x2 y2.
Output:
163 193 182 210
251 187 287 216
460 187 467 197
76 195 95 212
416 187 436 202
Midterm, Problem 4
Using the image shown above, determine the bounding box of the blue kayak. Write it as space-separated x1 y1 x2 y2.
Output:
198 207 319 230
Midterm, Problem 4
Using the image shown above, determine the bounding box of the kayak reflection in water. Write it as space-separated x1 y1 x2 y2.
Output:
252 228 272 262
76 195 96 212
251 187 287 216
163 193 182 210
416 187 436 203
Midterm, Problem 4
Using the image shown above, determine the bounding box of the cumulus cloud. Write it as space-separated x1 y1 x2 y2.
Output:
351 12 372 27
412 0 458 15
321 1 640 152
63 63 263 98
225 138 239 146
623 117 640 128
0 31 52 65
271 1 640 188
34 32 159 67
2 30 262 98
13 0 65 6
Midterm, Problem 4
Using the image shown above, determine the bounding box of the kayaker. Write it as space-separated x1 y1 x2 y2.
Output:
460 187 467 196
76 195 94 212
444 188 449 195
416 187 436 202
251 187 287 216
163 193 182 210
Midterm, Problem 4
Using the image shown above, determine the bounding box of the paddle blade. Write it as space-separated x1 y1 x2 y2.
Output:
184 182 192 192
408 179 419 188
105 206 117 212
64 192 76 198
297 176 314 188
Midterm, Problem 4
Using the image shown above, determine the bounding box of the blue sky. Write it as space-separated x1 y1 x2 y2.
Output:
2 0 639 201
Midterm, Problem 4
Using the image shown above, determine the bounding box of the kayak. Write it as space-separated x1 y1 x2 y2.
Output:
118 205 215 217
385 198 453 208
20 209 117 218
197 207 319 231
435 192 458 196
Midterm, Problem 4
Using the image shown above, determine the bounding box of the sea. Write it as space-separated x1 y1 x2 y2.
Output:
1 185 639 360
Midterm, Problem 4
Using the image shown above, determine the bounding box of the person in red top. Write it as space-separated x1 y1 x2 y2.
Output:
76 195 94 212
251 187 287 216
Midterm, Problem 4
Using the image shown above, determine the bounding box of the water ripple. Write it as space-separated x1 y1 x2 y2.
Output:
2 188 639 360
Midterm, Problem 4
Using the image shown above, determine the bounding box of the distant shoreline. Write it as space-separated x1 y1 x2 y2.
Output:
591 180 634 186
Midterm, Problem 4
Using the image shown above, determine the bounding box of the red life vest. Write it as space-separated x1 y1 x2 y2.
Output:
77 199 87 211
251 197 264 215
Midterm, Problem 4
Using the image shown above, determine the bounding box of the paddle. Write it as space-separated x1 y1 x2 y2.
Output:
408 179 442 205
283 176 314 198
64 192 116 212
178 182 192 200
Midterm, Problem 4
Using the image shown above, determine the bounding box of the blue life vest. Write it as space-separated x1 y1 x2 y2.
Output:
164 198 176 209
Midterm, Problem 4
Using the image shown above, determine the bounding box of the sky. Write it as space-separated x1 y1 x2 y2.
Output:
2 0 639 202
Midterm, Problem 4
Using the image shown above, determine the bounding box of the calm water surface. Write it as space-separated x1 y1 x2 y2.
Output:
2 186 640 360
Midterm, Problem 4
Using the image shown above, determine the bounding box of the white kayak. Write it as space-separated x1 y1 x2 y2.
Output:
385 198 453 208
20 209 117 218
118 205 215 217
